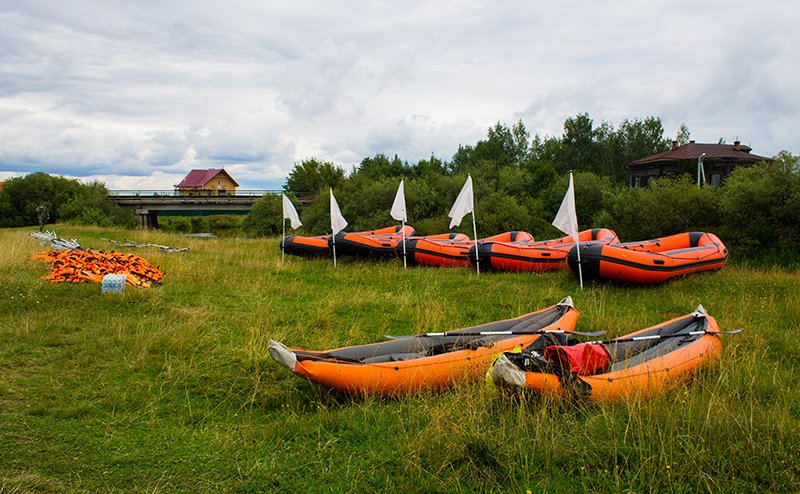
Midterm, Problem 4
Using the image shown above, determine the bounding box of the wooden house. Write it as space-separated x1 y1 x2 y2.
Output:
175 169 239 196
628 140 769 187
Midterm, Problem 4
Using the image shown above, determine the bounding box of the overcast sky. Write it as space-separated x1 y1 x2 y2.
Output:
1 1 798 190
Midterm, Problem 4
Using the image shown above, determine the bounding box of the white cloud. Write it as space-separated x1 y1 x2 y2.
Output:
0 0 797 190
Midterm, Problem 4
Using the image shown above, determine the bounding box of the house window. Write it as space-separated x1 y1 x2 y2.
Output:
710 173 721 186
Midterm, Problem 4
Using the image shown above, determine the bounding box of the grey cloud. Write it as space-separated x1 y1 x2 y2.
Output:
1 0 797 189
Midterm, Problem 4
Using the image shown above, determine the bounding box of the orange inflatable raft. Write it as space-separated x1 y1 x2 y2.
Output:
403 231 533 267
470 228 618 272
281 234 332 257
332 225 416 258
491 305 725 401
269 297 578 396
567 231 728 284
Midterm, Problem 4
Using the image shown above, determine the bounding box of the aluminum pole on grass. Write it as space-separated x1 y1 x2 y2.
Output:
281 217 286 263
401 219 407 269
391 180 408 269
552 171 582 289
329 188 347 268
332 232 337 267
472 212 479 275
575 231 583 290
448 174 478 275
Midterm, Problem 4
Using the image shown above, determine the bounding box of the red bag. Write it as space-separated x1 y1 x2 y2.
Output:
544 343 611 374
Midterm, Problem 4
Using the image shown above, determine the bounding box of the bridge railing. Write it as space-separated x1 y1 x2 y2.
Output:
108 190 281 197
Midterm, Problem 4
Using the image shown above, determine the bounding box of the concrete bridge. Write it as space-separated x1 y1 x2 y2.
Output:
108 190 280 229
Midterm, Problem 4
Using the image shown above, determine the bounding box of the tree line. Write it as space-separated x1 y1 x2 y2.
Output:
2 113 797 263
246 115 798 263
0 172 137 229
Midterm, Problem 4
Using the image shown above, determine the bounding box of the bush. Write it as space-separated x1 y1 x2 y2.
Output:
719 158 800 258
0 173 135 228
597 175 721 241
160 216 193 233
540 171 612 230
475 192 531 235
243 194 284 237
206 215 244 236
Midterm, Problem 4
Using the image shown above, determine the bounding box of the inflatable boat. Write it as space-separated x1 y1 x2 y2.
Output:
567 232 728 284
332 225 416 259
269 297 578 396
491 305 725 401
470 228 618 272
403 231 533 267
281 234 332 257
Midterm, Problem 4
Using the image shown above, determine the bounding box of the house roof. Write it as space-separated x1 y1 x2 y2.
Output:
630 141 770 167
176 168 239 187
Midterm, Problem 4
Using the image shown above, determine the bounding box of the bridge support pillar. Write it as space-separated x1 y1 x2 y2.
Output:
135 209 160 230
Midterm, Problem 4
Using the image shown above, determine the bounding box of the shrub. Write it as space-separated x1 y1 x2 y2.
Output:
0 173 135 228
597 175 721 241
719 158 800 258
160 216 193 233
243 194 284 237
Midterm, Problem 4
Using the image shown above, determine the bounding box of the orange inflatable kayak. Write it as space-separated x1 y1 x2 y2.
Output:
269 297 579 396
471 228 618 272
491 305 726 401
404 231 533 267
281 234 332 257
567 232 728 284
332 225 416 258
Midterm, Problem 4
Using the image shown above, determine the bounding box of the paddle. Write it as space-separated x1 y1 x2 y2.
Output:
384 328 607 340
585 328 744 345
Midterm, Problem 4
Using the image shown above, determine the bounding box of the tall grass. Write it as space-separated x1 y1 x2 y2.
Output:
1 226 798 492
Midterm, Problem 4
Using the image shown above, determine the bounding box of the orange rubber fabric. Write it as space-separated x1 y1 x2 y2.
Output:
519 312 722 401
333 225 416 258
407 231 533 267
474 228 618 272
283 301 578 396
568 232 728 284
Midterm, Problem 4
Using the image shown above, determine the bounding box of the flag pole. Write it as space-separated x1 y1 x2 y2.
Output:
332 234 337 267
282 217 286 263
332 231 337 267
472 212 479 275
576 233 583 289
571 171 583 289
401 220 407 269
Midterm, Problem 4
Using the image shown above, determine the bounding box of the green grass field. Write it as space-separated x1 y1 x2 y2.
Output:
1 226 798 493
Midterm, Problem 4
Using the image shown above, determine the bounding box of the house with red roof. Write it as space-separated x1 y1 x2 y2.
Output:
175 169 239 196
628 140 770 187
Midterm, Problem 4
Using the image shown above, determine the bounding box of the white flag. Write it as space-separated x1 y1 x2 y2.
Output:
282 194 302 230
552 172 579 244
448 175 474 229
390 180 407 222
329 189 348 235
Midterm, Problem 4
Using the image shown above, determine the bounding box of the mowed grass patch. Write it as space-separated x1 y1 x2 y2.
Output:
1 225 799 492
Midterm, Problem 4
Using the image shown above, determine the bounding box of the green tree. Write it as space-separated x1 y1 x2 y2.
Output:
477 192 531 235
540 171 612 235
560 113 598 174
596 175 721 241
284 158 346 198
0 172 134 228
675 123 691 146
243 193 284 236
353 154 407 180
719 157 799 257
